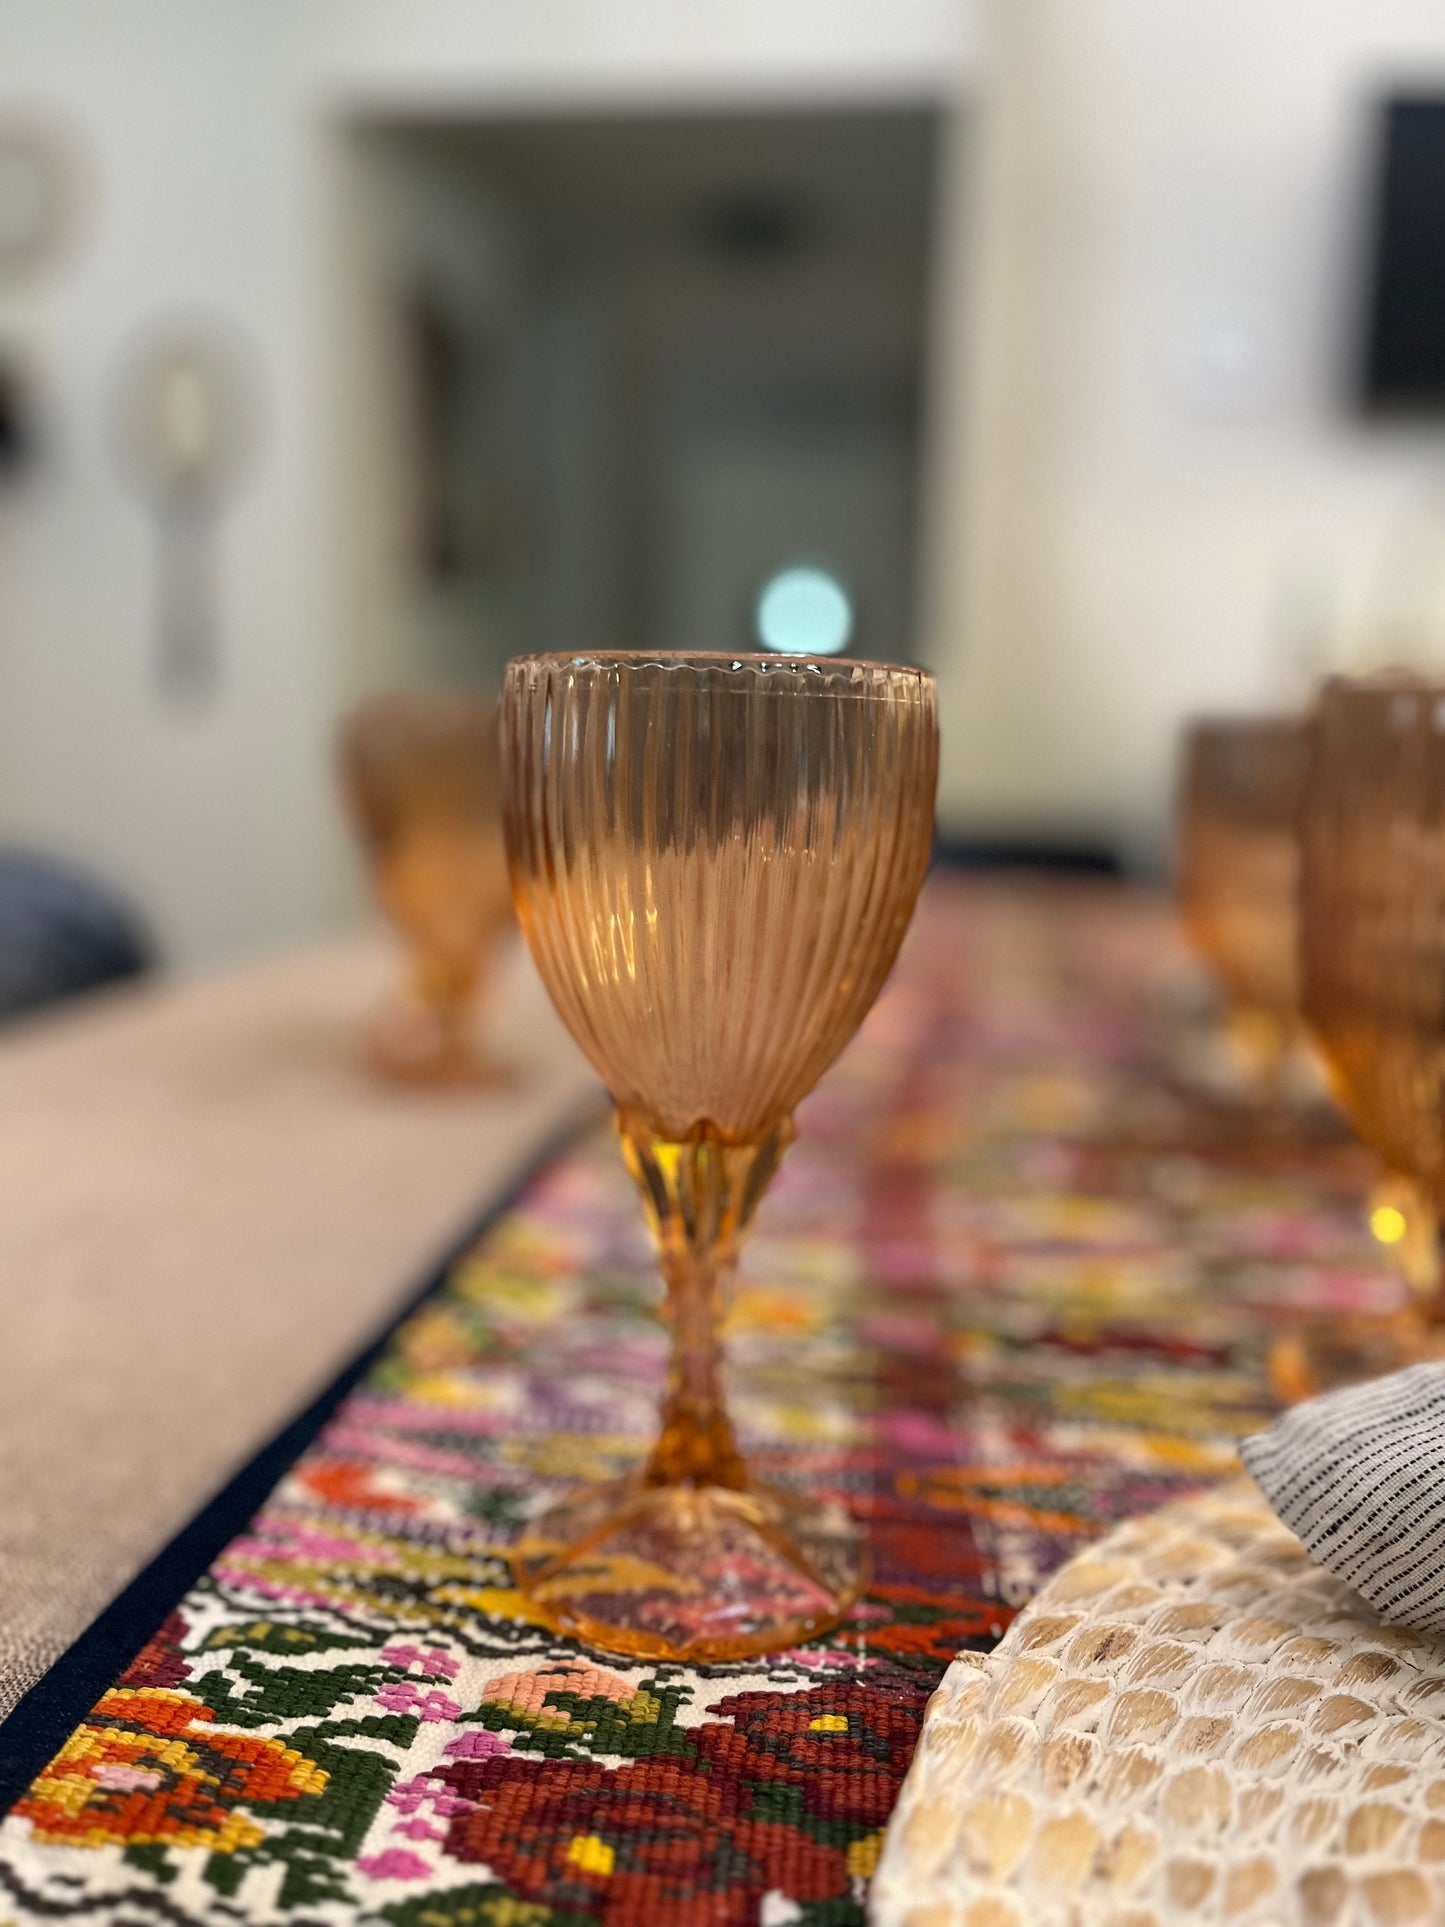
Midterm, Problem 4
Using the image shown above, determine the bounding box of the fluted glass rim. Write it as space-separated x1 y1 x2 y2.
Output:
504 650 934 688
1181 710 1303 745
1309 670 1445 745
1318 668 1445 700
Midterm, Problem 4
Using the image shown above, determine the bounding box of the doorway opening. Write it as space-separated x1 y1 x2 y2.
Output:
332 105 942 694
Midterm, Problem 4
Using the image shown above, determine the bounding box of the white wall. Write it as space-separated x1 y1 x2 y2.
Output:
0 0 975 967
18 0 1437 941
294 0 976 111
928 0 1445 865
0 4 321 965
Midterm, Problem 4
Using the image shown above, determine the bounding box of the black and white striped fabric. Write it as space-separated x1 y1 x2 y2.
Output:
1241 1363 1445 1633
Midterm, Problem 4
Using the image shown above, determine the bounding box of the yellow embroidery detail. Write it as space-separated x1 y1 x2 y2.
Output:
565 1833 615 1877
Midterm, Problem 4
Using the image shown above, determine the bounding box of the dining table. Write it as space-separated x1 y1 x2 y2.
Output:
0 874 1404 1926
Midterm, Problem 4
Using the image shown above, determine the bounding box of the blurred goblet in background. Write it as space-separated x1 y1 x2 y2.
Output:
339 692 511 1085
502 651 938 1660
1175 714 1310 1106
1284 673 1445 1393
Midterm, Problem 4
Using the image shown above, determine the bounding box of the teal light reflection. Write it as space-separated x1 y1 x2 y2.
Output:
755 567 853 657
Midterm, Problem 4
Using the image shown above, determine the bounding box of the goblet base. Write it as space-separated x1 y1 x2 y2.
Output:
1268 1313 1445 1404
365 1001 513 1089
511 1476 867 1663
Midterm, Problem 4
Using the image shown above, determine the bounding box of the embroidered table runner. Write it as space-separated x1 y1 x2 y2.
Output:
0 877 1400 1926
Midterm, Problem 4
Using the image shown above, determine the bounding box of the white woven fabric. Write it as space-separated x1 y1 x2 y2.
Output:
1241 1361 1445 1634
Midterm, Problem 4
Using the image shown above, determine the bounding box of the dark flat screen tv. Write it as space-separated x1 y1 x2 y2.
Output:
1362 98 1445 413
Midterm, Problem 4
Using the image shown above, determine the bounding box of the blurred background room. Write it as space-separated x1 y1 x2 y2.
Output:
5 1 1445 967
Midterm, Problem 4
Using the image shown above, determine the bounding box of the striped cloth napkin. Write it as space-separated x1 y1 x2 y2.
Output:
1241 1363 1445 1635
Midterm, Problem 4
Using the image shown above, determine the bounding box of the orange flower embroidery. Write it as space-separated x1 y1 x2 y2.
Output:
16 1688 327 1852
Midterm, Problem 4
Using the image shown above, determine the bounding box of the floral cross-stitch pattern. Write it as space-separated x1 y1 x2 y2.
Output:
0 880 1399 1924
17 1689 328 1854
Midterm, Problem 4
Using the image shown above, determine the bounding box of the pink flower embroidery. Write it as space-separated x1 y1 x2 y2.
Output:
391 1818 448 1843
385 1769 478 1856
385 1776 433 1816
357 1850 431 1881
380 1643 461 1681
426 1790 476 1818
90 1765 164 1793
442 1729 510 1761
373 1681 461 1722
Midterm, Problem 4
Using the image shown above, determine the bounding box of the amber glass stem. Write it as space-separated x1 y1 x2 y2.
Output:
1224 1004 1293 1112
411 956 471 1057
415 950 474 1015
1407 1195 1442 1319
1373 1174 1445 1323
618 1110 792 1490
653 1241 743 1487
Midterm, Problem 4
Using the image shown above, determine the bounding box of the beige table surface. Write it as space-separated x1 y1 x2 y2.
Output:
0 933 598 1718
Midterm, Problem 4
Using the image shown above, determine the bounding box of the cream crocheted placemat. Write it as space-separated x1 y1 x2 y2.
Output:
872 1481 1445 1926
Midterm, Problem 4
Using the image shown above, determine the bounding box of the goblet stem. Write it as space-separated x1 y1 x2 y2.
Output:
1273 1175 1445 1402
649 1241 744 1487
407 949 480 1081
510 1109 864 1659
1225 1004 1292 1111
1371 1173 1445 1320
415 948 472 1024
617 1110 792 1491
